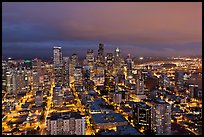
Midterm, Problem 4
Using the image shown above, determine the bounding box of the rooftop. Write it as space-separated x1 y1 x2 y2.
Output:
91 112 127 124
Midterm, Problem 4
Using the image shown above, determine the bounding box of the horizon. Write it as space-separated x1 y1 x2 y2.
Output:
2 2 202 59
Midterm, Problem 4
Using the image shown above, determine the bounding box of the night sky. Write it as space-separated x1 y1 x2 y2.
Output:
2 2 202 60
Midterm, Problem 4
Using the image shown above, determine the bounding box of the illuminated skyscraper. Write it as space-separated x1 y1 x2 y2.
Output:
136 78 144 95
15 67 29 93
175 70 184 91
53 47 63 85
86 49 94 63
2 60 7 91
32 58 42 91
132 102 151 131
85 49 94 79
114 48 121 67
69 54 78 84
53 46 62 66
106 53 114 75
53 84 63 107
6 68 16 94
150 99 171 135
96 43 105 66
74 65 83 85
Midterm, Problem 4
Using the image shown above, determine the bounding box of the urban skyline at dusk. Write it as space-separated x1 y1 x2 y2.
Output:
2 2 202 59
2 2 202 136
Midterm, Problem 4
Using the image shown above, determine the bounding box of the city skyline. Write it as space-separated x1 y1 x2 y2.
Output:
2 2 202 59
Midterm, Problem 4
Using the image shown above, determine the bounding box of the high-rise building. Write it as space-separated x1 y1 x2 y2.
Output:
32 58 42 91
43 63 53 95
189 84 199 98
86 49 94 63
35 90 43 107
114 48 124 75
175 70 184 91
136 78 144 95
53 46 62 66
46 112 85 135
63 57 70 88
69 54 78 84
53 85 63 107
2 60 7 92
53 47 63 86
149 99 171 135
6 68 16 94
15 67 29 93
74 66 83 85
132 102 151 131
96 43 105 66
114 48 121 67
106 53 114 75
126 54 134 71
85 49 94 79
159 73 170 89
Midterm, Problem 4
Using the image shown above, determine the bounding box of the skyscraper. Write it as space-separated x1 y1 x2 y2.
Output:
150 99 171 135
63 57 70 88
53 47 63 85
85 49 94 79
132 102 151 131
53 46 62 66
69 54 78 84
96 43 105 66
175 70 184 91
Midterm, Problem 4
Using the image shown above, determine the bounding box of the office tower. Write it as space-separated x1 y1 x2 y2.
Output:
35 90 43 107
125 54 134 80
132 102 151 131
23 59 32 70
189 84 199 98
53 46 62 66
159 73 170 89
6 68 16 94
74 65 83 85
63 57 70 88
96 43 105 66
136 78 144 95
2 60 7 91
7 57 17 69
150 99 171 135
104 70 115 93
15 67 29 93
114 48 120 67
85 49 94 79
53 85 63 107
114 48 123 75
53 47 63 85
43 63 53 94
54 65 63 85
46 112 85 135
126 54 134 71
106 53 114 75
32 58 42 91
83 66 90 81
175 70 184 91
69 54 78 84
86 49 94 63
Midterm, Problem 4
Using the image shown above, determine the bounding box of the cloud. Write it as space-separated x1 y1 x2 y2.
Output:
2 2 202 58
